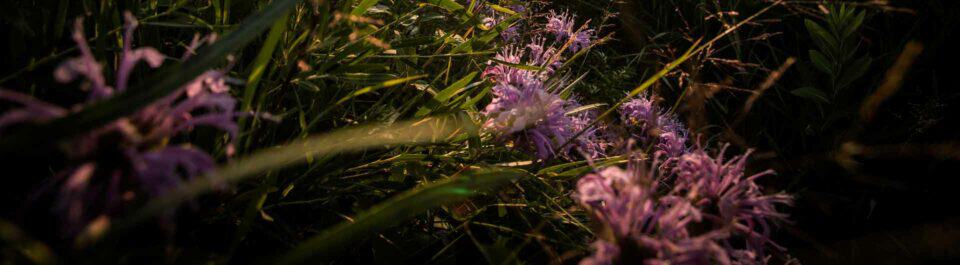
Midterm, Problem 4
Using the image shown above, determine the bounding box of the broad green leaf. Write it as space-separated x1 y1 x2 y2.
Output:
809 50 833 75
842 11 866 39
350 0 380 16
805 19 839 56
0 0 301 155
838 56 872 89
791 87 830 104
276 167 525 264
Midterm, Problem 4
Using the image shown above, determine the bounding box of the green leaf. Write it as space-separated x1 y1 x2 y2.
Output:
838 56 872 89
0 0 302 155
350 0 380 16
486 4 518 15
805 19 839 56
422 0 464 12
809 50 833 75
791 87 830 104
842 11 866 40
415 71 479 117
276 167 525 264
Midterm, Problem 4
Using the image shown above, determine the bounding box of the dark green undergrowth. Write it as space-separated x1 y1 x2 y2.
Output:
1 0 959 264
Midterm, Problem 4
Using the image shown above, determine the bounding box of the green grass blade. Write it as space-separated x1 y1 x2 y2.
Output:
301 74 428 135
114 114 478 233
0 0 301 155
421 0 464 12
276 167 525 265
351 0 381 16
241 13 289 114
415 71 479 117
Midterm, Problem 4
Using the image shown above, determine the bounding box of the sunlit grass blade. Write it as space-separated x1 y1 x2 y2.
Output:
0 0 301 155
114 114 478 233
421 0 464 12
0 220 56 265
302 74 428 135
276 167 526 265
415 71 479 117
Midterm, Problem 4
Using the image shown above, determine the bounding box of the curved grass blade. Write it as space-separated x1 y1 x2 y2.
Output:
415 71 479 117
302 74 428 135
114 114 478 234
276 167 526 265
0 0 301 155
421 0 464 12
0 220 56 265
350 0 381 16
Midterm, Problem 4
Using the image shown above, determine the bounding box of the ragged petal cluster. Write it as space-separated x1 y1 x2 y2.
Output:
575 146 792 264
480 5 602 160
620 95 689 159
0 12 253 234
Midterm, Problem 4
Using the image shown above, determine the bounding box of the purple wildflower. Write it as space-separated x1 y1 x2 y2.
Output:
574 146 792 264
545 10 595 53
480 44 602 159
482 77 575 160
0 12 254 234
673 144 793 257
0 90 68 130
579 240 620 265
546 11 575 41
620 95 689 158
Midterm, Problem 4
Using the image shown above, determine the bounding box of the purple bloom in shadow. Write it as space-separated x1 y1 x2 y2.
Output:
620 95 689 158
0 11 261 234
480 8 607 161
575 145 791 264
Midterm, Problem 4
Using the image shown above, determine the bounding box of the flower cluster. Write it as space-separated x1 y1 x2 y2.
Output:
574 144 792 264
0 12 250 233
620 95 688 158
480 5 602 160
545 10 595 53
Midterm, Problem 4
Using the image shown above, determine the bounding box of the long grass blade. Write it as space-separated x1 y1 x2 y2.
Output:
114 114 478 233
276 167 525 265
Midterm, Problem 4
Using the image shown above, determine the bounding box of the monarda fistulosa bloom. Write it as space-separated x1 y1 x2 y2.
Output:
480 6 604 160
545 10 595 53
574 145 792 265
620 95 689 159
0 12 258 235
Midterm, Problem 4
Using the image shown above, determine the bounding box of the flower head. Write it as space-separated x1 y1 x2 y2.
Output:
0 12 256 234
480 10 606 160
575 145 791 264
620 95 689 158
545 10 595 52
